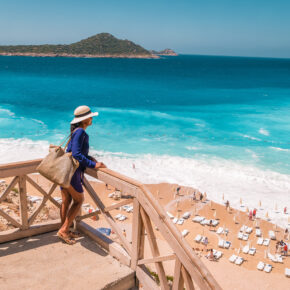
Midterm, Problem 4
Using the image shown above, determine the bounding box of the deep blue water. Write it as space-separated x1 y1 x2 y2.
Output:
0 54 290 173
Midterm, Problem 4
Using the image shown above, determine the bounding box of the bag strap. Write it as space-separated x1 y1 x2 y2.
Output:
58 128 81 149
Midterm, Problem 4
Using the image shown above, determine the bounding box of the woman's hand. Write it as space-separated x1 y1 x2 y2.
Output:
95 162 106 169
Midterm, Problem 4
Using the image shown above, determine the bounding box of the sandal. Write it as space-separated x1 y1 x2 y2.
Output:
69 231 81 238
57 231 76 245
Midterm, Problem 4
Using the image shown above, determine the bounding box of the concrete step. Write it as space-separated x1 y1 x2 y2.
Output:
0 231 135 290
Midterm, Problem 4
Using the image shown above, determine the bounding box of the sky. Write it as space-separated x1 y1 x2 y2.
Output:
0 0 290 58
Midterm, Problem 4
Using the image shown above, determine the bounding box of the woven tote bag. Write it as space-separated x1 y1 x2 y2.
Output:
36 130 79 188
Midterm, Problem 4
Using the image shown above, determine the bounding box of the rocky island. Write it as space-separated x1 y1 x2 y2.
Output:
150 48 178 56
0 33 162 59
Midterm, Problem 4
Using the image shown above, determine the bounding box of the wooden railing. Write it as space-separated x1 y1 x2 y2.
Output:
0 159 222 290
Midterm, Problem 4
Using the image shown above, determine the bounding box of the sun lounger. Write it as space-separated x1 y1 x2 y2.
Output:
118 215 127 221
211 220 219 227
200 219 210 226
177 218 184 225
257 237 264 245
216 227 224 234
201 236 207 244
248 248 256 255
268 230 276 240
214 250 223 259
218 239 224 248
182 229 189 237
275 255 283 263
126 206 133 212
264 264 272 273
173 217 178 224
108 193 114 198
257 261 265 271
235 257 244 265
285 268 290 278
182 212 191 219
245 227 252 234
194 234 202 243
263 238 270 246
166 211 174 219
192 216 205 223
237 232 243 240
53 197 62 202
240 225 246 232
255 229 262 237
82 203 90 208
242 245 249 254
242 234 249 241
0 180 5 184
229 254 237 263
268 253 277 263
28 196 43 202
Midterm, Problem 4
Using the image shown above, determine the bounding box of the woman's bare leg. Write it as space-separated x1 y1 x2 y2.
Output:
60 189 72 225
58 185 84 236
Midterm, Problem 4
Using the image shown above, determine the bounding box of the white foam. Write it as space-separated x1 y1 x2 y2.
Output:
259 128 270 136
1 137 289 228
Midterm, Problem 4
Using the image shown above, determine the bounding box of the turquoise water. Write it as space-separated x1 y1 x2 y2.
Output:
0 55 290 173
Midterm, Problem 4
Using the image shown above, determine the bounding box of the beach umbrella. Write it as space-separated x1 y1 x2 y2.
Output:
213 210 217 219
227 206 230 213
237 247 241 254
157 190 159 198
240 198 242 206
274 223 277 231
265 211 269 220
176 200 179 209
203 192 207 201
246 207 249 213
288 216 290 224
259 200 262 207
275 203 278 212
222 193 224 201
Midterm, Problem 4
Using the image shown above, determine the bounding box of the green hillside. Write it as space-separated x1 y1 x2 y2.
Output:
0 33 152 56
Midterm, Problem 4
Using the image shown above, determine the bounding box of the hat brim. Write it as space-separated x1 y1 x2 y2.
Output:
70 112 99 124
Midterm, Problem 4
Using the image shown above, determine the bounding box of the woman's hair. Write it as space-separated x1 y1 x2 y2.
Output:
70 122 81 134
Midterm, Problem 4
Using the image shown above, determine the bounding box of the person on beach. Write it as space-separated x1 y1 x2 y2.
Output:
57 105 106 245
253 208 257 218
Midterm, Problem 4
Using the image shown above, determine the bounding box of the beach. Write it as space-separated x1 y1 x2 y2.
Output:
1 174 289 289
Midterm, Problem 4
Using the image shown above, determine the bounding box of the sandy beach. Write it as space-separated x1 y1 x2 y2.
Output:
1 174 289 289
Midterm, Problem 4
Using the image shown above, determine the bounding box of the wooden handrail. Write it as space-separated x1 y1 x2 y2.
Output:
0 159 222 289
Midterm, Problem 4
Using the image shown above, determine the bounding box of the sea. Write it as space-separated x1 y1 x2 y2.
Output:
0 54 289 227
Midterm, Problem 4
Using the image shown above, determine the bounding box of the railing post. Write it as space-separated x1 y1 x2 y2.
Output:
19 175 29 230
131 198 144 270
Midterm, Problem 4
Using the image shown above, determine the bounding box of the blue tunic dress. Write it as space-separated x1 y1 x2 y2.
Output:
65 128 96 193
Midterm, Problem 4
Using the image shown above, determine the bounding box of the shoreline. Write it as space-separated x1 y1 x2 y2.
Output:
0 52 160 59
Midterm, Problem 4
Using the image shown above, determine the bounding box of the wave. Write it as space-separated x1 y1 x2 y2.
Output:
270 146 290 152
259 128 270 136
1 137 289 228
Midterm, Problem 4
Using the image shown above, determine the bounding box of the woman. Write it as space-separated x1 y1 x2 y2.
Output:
57 105 106 245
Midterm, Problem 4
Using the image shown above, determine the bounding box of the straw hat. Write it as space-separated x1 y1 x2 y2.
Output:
71 105 99 124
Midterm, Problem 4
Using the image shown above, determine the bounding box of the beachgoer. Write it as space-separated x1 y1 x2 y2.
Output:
57 105 106 245
203 237 209 250
283 243 288 256
209 219 212 231
176 186 181 195
200 193 203 201
249 210 253 221
275 241 280 254
123 229 127 238
209 249 215 261
253 208 257 218
132 163 136 170
284 207 287 214
284 228 289 240
225 200 230 210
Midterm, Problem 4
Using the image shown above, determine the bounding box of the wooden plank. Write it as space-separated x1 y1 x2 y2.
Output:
131 198 143 270
0 176 19 202
18 176 29 229
172 259 184 290
28 183 57 226
136 265 160 290
138 185 221 290
0 207 23 229
140 207 169 290
75 210 99 221
136 189 211 289
82 177 132 256
77 221 131 267
25 175 61 208
181 266 195 290
0 219 61 244
138 254 176 265
86 168 139 197
0 159 42 178
104 198 133 212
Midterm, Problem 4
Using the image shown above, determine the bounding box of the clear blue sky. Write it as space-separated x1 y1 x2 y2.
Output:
1 0 290 58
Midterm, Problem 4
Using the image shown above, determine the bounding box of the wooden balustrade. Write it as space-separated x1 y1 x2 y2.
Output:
0 159 221 290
